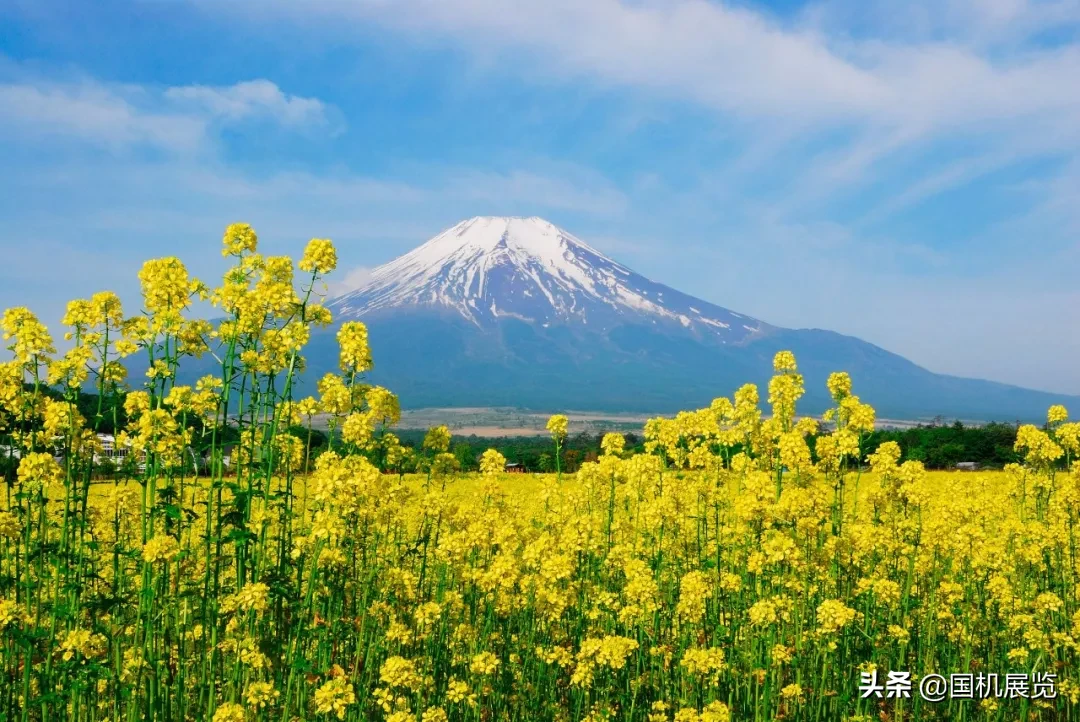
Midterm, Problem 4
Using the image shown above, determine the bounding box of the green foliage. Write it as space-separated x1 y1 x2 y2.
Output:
863 421 1020 469
405 422 1021 473
396 430 640 473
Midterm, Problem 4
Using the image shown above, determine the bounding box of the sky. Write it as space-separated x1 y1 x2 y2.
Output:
1 0 1078 394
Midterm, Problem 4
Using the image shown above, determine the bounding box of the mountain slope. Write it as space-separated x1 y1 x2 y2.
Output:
314 216 1076 421
330 216 768 342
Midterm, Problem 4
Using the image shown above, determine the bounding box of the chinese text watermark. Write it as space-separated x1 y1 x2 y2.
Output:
859 671 1056 702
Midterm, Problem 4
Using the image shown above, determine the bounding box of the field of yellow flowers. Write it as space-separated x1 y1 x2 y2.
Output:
1 225 1079 722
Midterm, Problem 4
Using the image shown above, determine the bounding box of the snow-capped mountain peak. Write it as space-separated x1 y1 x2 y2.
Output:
329 216 766 341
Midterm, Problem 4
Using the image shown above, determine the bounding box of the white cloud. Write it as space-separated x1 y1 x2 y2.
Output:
208 0 1080 135
236 0 887 122
329 265 374 296
0 81 206 150
164 79 334 129
803 0 1080 49
0 75 335 152
195 0 1080 219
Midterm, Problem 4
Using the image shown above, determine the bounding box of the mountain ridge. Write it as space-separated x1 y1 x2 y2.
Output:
317 216 1076 420
153 216 1076 421
329 216 769 344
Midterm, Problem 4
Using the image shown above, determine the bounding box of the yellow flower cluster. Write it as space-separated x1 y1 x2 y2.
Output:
222 223 258 257
299 238 338 274
2 307 55 363
546 414 568 442
314 677 355 719
479 448 507 476
337 321 373 375
142 535 180 564
3 225 1078 722
422 425 452 453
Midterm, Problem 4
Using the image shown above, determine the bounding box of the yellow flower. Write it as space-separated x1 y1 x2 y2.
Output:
318 373 353 416
245 682 278 708
601 432 625 456
680 647 726 685
430 452 460 478
1055 422 1080 454
295 396 321 419
138 257 196 323
365 386 401 426
1048 404 1068 425
380 656 422 690
0 599 28 631
868 440 901 471
479 448 507 476
59 629 107 662
768 372 804 427
423 425 452 454
778 431 812 475
1015 424 1063 466
421 708 448 722
773 350 797 372
313 677 355 719
91 291 124 327
17 452 63 491
307 303 334 327
748 599 778 627
827 371 852 400
676 570 712 624
337 321 373 374
770 644 793 666
142 535 180 564
699 701 731 722
212 702 246 722
220 583 270 615
2 307 55 362
887 625 910 644
470 651 500 676
342 412 375 448
299 238 338 274
0 512 21 541
546 414 569 442
446 679 469 703
222 223 258 257
817 599 857 634
840 396 876 432
124 391 152 418
594 636 638 669
62 298 94 328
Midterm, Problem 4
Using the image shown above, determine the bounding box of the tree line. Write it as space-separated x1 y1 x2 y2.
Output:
1 384 1032 478
428 420 1027 472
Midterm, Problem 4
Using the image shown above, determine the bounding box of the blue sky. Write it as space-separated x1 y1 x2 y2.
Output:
1 0 1078 394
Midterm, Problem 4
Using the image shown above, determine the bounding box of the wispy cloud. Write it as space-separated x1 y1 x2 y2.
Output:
191 0 1080 224
208 0 1080 132
802 0 1080 49
0 75 336 152
328 266 373 296
0 81 207 151
164 79 337 130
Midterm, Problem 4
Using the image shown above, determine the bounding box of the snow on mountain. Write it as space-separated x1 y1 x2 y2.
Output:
329 216 768 342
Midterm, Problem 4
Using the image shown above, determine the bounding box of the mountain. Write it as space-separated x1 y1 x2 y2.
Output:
314 216 1077 421
330 216 769 342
